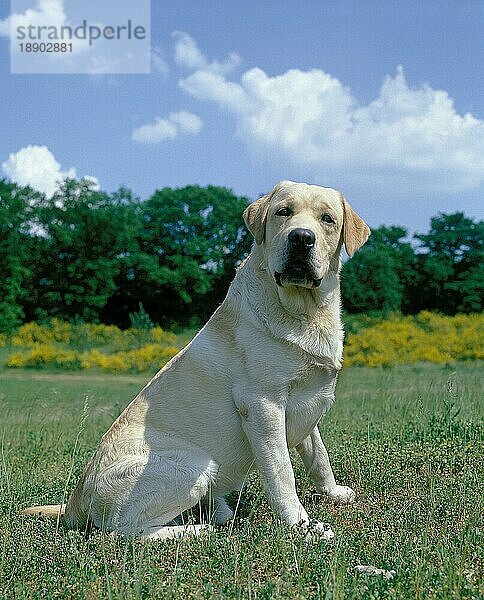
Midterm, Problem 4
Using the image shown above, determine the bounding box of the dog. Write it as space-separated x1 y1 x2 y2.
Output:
23 180 370 540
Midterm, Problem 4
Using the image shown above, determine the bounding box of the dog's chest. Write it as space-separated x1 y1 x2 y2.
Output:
285 365 337 448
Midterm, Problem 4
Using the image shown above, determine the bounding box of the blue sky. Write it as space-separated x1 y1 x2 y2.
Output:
1 0 483 235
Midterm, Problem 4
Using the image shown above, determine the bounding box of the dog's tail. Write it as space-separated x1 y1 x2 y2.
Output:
21 504 66 518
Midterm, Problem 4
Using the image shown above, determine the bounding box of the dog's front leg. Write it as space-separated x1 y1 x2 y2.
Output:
296 426 355 504
238 396 310 527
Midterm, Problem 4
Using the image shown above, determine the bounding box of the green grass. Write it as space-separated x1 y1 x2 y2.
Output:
0 363 482 598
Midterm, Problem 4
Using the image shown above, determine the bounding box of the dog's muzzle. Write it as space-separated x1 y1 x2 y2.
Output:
274 228 322 288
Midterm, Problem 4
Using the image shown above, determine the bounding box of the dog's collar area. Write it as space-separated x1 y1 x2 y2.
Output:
274 271 323 288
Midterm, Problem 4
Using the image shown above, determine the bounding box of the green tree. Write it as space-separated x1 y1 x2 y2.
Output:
414 213 483 313
0 180 40 332
26 179 138 322
127 185 252 325
341 226 418 314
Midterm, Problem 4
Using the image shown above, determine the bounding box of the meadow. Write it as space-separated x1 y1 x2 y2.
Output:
0 361 482 598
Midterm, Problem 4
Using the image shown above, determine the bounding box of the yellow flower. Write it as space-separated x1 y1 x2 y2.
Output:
5 312 481 371
344 312 483 367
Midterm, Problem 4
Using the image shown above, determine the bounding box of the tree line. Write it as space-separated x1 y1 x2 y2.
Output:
0 178 482 332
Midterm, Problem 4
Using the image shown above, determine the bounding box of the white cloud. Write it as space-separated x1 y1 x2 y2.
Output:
1 0 150 73
82 175 100 191
132 111 202 144
0 0 66 38
173 31 240 75
0 0 89 55
173 30 206 70
177 35 484 193
132 118 177 144
2 145 98 197
151 46 169 75
169 110 204 134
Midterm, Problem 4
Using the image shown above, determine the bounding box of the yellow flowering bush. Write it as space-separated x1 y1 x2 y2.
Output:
4 319 181 372
80 344 179 372
151 327 177 345
79 349 130 372
2 313 482 371
0 319 179 372
8 319 178 351
6 343 179 372
11 319 72 346
6 344 81 369
344 311 483 367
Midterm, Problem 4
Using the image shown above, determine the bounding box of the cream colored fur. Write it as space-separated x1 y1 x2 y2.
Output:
22 180 370 541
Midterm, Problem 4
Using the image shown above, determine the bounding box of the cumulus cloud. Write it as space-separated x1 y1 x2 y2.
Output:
151 46 169 75
2 145 98 197
0 0 89 55
177 34 484 193
132 110 202 144
0 0 66 38
1 0 150 73
173 31 241 75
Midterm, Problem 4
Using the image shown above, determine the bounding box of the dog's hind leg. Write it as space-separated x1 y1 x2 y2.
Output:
201 494 234 525
213 496 234 524
140 522 213 540
116 452 219 538
82 443 220 539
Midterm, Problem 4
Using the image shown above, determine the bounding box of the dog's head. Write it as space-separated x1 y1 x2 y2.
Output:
244 181 370 289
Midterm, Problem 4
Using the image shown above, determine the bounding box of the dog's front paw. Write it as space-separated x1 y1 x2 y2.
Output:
312 521 335 541
292 520 335 542
324 484 356 504
294 521 335 542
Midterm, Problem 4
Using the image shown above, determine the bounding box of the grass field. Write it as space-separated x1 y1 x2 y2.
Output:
0 363 482 598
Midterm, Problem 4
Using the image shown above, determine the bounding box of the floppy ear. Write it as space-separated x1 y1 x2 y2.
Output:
243 193 271 245
342 195 371 257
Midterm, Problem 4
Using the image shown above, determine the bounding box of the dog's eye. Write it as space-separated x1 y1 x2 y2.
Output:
321 214 335 224
275 207 292 217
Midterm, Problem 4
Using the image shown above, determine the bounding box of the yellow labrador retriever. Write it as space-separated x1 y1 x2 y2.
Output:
23 180 370 540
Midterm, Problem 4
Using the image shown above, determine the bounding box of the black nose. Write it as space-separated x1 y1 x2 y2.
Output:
288 228 315 250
